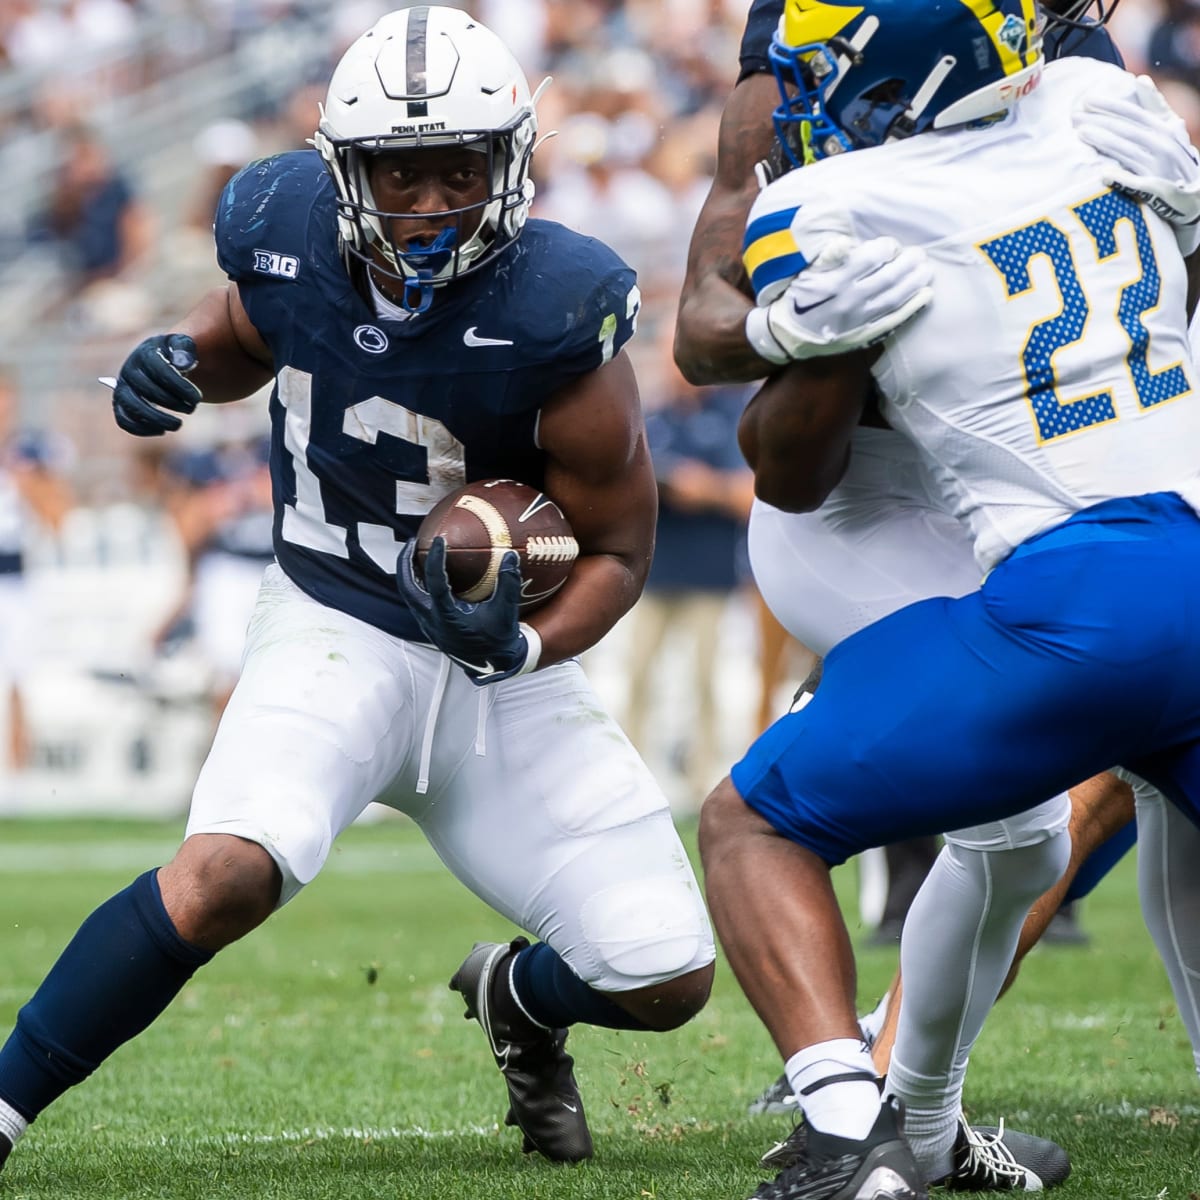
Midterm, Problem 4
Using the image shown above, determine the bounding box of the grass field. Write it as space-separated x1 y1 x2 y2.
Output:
0 815 1196 1200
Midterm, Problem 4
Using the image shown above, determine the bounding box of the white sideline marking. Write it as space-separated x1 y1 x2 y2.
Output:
0 842 443 875
135 1106 1200 1152
171 1124 502 1146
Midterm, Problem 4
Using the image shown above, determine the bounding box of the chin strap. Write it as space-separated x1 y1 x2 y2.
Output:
402 270 436 313
397 228 458 312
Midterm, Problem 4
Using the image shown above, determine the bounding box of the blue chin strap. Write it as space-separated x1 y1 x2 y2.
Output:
398 228 458 314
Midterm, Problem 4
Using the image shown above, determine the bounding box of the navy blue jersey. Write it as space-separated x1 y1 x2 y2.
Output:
737 1 1123 83
215 150 639 639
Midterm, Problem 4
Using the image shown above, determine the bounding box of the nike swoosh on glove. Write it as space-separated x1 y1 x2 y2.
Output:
110 333 202 436
396 537 532 686
746 235 934 364
1074 75 1200 255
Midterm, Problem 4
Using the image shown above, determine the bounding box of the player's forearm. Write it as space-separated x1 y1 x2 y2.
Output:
526 552 645 668
174 287 273 405
674 73 780 385
739 358 869 512
674 274 771 385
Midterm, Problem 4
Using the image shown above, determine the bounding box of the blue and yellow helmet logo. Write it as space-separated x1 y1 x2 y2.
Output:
781 0 863 47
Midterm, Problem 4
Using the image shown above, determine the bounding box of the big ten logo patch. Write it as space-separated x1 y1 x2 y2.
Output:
253 250 301 279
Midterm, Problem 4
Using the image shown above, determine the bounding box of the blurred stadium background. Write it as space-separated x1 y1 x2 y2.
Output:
0 0 1195 819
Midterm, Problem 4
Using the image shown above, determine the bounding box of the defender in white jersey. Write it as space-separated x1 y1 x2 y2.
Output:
698 4 1200 1199
746 57 1200 561
678 10 1162 1184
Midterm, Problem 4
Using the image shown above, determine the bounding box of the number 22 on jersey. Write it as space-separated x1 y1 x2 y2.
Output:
980 189 1192 444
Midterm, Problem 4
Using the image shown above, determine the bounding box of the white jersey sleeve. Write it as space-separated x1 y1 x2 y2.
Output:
747 57 1200 571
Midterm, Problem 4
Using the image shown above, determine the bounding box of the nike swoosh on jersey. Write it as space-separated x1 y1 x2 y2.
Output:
464 327 515 347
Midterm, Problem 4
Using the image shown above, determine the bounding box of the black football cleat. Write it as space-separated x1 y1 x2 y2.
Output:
0 1131 10 1171
760 1117 809 1170
749 1097 927 1200
449 937 593 1163
932 1118 1070 1191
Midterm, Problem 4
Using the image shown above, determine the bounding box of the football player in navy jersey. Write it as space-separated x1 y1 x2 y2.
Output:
0 7 716 1176
674 0 1197 1189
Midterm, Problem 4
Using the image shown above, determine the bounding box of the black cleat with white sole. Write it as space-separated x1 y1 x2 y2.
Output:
760 1117 809 1171
932 1118 1070 1191
449 937 593 1163
749 1097 927 1200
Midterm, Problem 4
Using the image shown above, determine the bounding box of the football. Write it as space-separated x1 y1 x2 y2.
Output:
414 479 579 612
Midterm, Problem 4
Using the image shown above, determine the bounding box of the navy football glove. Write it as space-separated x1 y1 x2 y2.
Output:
111 334 202 436
396 537 532 686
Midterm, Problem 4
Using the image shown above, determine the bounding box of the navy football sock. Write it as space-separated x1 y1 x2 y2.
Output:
0 869 213 1120
510 941 650 1031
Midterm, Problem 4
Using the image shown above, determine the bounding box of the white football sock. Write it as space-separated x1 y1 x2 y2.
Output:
785 1038 879 1141
0 1098 26 1146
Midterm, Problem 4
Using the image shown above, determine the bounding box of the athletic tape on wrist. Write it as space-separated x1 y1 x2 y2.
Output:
745 305 791 365
517 623 542 675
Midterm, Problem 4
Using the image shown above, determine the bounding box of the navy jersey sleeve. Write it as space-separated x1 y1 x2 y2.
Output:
214 151 327 283
739 0 784 83
513 224 640 389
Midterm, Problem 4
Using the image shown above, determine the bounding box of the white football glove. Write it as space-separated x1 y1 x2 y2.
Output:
745 235 934 364
1074 74 1200 255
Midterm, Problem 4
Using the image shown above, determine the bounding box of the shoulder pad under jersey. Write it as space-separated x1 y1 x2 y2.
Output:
505 220 640 377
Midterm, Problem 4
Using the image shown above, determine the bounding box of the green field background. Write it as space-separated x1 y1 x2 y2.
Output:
0 817 1195 1199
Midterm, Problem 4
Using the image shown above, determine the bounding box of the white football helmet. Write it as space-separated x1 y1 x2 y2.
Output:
313 6 540 311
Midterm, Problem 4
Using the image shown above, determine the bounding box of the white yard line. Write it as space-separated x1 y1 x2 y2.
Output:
189 1124 503 1145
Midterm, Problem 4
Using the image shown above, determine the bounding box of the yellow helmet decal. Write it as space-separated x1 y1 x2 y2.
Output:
782 0 864 48
956 0 1041 74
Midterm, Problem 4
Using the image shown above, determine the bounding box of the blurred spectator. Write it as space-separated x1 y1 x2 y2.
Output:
154 406 273 721
157 118 261 315
533 110 679 300
0 369 74 772
277 79 328 150
28 122 154 287
1158 76 1200 143
5 0 141 117
1147 0 1200 81
188 119 259 231
479 0 549 71
623 353 754 808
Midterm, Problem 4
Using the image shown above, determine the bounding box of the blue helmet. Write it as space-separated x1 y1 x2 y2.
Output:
770 0 1044 166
